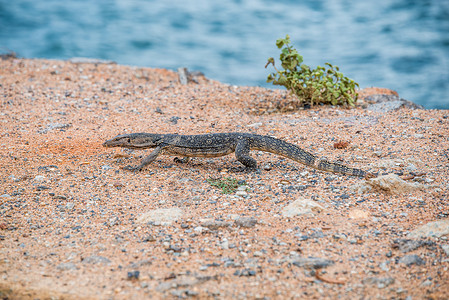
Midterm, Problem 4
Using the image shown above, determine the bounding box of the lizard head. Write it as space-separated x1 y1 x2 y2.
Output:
103 133 162 149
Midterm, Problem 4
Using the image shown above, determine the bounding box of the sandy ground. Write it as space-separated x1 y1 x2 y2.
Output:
0 58 448 299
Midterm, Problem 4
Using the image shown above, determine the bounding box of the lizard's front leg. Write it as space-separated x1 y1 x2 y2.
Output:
124 145 163 171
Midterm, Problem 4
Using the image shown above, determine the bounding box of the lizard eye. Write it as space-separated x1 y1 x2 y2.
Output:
127 138 131 143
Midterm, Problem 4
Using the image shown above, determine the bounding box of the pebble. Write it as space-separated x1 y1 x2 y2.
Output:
234 268 256 276
441 244 449 256
291 257 334 269
82 255 111 265
362 277 395 288
262 164 272 171
281 197 324 217
127 270 140 280
392 239 435 253
56 262 78 271
398 254 425 266
373 151 383 157
136 208 184 226
201 220 232 230
420 279 432 287
169 116 181 124
235 190 248 197
141 235 156 242
234 217 257 228
193 226 209 233
408 220 449 238
379 260 390 272
34 175 46 181
236 185 247 191
247 122 262 128
406 163 417 172
353 174 429 194
108 216 119 226
220 239 229 250
66 202 75 210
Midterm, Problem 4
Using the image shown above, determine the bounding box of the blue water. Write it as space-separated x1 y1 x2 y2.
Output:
1 0 448 109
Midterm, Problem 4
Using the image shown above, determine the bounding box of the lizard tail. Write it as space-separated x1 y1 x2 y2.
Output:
251 135 369 178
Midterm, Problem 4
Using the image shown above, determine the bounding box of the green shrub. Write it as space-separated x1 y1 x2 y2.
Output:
265 35 359 107
207 177 240 194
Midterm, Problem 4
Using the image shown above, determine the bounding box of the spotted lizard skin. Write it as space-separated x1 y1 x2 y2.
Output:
103 132 371 177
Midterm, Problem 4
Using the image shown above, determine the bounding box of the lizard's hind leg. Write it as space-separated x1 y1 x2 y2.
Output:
235 140 257 168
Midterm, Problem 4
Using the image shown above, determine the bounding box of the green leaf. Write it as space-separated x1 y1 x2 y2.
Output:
276 39 285 49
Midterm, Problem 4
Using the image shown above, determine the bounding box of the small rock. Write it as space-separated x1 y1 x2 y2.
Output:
364 94 423 112
156 276 200 292
169 116 181 124
234 217 257 228
201 220 232 230
281 197 324 217
193 226 209 233
441 244 449 256
406 164 417 172
235 190 248 197
127 270 140 280
362 277 395 288
348 209 370 220
220 239 229 250
353 174 429 194
34 175 46 181
113 181 124 188
236 185 247 191
420 279 432 287
136 208 184 226
408 220 449 238
130 259 152 268
391 239 435 253
66 202 75 210
291 257 334 269
262 164 272 171
108 216 119 226
36 186 50 191
247 122 263 128
398 254 425 266
83 255 111 265
142 235 156 242
234 268 256 276
56 262 78 271
38 123 71 134
373 151 383 157
379 261 390 272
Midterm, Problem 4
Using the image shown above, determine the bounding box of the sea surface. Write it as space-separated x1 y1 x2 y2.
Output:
1 0 448 109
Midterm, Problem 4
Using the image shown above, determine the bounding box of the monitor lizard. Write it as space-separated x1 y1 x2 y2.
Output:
103 132 374 178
